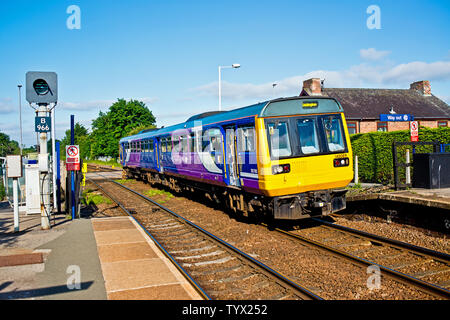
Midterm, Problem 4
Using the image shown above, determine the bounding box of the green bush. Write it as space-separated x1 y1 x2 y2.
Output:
351 127 450 184
0 180 5 201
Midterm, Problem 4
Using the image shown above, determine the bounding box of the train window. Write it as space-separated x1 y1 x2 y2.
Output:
180 135 188 152
167 137 173 152
297 118 320 154
322 116 345 152
237 127 256 152
161 138 167 153
190 133 195 152
149 140 154 152
173 135 180 152
202 129 222 152
267 122 292 158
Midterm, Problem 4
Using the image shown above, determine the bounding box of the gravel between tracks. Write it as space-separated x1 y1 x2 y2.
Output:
87 179 447 300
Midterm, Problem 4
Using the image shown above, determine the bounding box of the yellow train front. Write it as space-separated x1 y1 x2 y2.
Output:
255 97 353 219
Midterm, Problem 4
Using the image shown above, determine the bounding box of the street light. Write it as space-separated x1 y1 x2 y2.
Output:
18 85 23 156
218 64 240 111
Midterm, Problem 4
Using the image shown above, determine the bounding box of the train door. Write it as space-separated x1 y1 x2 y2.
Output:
156 138 163 173
224 125 241 187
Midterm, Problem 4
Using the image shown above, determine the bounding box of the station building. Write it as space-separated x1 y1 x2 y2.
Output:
300 78 450 134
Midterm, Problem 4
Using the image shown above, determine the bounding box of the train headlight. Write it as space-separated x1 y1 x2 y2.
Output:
272 164 290 175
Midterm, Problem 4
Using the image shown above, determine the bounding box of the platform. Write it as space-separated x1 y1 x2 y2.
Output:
0 201 204 300
348 187 450 210
92 216 203 300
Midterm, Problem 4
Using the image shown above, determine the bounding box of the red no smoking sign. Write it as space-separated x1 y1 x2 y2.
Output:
67 146 79 157
410 121 419 142
66 145 80 171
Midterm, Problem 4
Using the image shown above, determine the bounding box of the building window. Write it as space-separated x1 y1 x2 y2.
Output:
347 122 357 134
438 121 448 127
377 122 388 132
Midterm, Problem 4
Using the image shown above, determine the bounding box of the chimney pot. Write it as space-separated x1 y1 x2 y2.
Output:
410 80 431 96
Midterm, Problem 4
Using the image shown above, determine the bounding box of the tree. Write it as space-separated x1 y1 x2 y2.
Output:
60 123 91 160
0 131 19 157
90 99 156 159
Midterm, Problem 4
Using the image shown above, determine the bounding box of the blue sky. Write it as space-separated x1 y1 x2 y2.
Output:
0 0 449 147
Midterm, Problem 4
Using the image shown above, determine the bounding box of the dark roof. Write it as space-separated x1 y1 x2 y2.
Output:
317 88 450 120
186 111 227 122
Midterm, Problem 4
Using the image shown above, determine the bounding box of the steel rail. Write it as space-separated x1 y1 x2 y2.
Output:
88 177 211 301
263 223 450 300
312 217 450 263
92 174 322 300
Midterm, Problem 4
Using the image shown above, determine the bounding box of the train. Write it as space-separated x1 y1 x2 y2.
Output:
119 96 354 220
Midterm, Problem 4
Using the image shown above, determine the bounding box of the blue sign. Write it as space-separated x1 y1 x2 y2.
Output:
35 116 51 132
380 114 414 122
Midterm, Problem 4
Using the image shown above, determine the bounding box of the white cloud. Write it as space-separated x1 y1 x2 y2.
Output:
437 95 450 105
190 60 450 102
59 97 158 111
360 48 391 61
0 98 15 114
383 61 450 83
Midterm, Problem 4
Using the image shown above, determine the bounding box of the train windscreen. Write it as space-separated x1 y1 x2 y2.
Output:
266 114 347 159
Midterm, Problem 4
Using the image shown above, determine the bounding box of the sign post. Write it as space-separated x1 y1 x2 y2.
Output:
410 121 419 142
66 144 80 220
26 71 58 230
6 155 22 232
66 145 80 171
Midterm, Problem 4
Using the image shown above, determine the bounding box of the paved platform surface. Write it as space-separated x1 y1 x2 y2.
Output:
0 201 203 300
0 201 107 300
348 187 450 210
92 216 203 300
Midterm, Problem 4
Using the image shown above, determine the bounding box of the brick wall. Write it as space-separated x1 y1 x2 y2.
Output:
350 119 447 133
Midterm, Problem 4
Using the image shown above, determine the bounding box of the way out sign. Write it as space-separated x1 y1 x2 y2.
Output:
410 121 419 142
66 145 80 171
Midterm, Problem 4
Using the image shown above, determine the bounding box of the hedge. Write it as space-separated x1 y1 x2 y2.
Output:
350 127 450 184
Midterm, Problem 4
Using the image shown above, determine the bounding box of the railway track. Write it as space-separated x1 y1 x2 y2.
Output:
86 169 449 299
86 163 122 173
267 219 450 299
87 174 322 300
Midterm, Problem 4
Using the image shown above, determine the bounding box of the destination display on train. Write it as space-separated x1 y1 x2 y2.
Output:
302 101 319 108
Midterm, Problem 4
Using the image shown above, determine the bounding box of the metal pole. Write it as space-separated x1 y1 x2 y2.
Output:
51 107 57 212
18 85 23 156
39 104 51 230
56 140 61 214
218 66 222 112
70 115 75 220
354 155 359 184
13 178 19 232
406 149 411 185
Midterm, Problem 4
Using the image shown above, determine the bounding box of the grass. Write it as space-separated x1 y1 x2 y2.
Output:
348 183 362 190
114 179 134 184
87 159 123 168
146 189 174 202
83 189 112 206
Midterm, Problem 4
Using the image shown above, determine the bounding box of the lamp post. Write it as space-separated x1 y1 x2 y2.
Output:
18 85 23 155
218 64 240 111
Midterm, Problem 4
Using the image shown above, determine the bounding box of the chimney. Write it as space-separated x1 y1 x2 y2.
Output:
301 78 322 96
410 80 431 96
